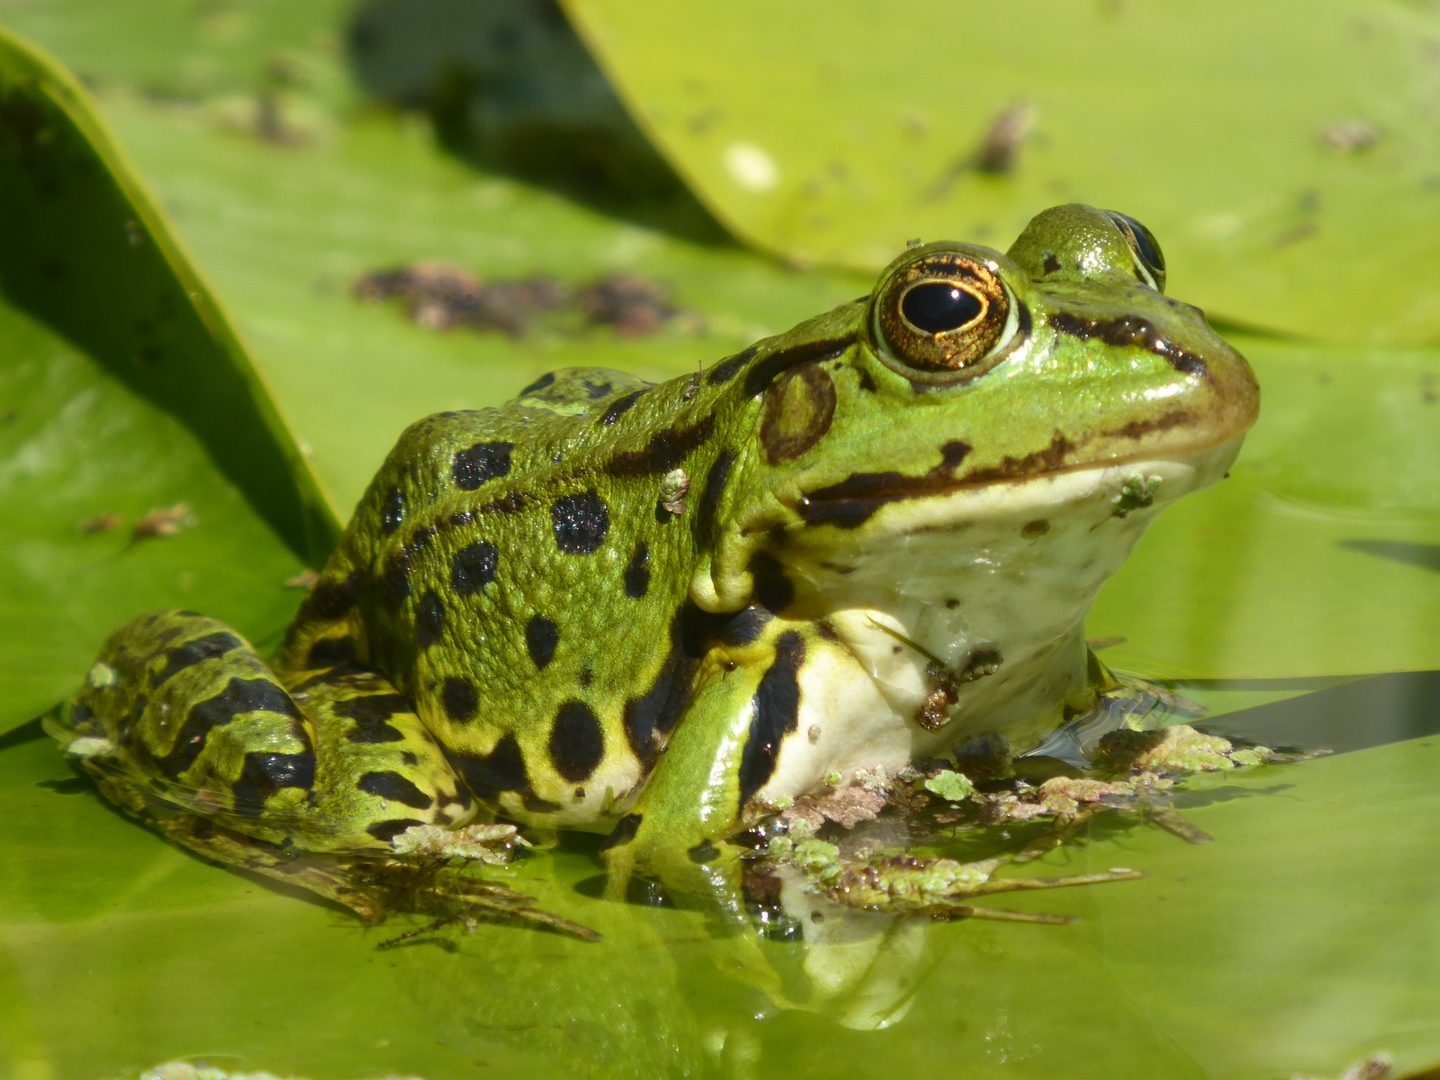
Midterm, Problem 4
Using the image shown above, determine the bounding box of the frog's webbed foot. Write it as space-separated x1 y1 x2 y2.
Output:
257 854 595 942
600 825 754 923
279 825 600 942
63 762 601 939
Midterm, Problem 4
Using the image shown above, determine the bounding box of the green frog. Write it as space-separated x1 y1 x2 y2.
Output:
56 204 1258 921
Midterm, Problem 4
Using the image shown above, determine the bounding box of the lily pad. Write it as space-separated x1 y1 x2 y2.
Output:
87 84 1440 680
1092 337 1440 679
564 0 1440 344
0 28 326 732
0 15 1437 1080
3 715 1438 1079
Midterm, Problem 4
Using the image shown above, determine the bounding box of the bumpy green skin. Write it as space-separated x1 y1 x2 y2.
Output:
60 205 1259 900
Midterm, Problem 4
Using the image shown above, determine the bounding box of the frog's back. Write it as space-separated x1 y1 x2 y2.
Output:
281 367 727 828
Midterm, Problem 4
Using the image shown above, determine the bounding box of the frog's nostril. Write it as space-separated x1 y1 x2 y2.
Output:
901 282 984 334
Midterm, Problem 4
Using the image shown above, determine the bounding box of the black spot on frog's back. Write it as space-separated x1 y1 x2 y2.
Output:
414 590 445 648
551 490 609 554
601 388 646 425
451 441 513 490
525 615 559 669
441 677 478 722
452 540 497 595
623 542 651 599
378 550 411 610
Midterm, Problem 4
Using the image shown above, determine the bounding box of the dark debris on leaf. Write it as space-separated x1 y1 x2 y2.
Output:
352 262 685 338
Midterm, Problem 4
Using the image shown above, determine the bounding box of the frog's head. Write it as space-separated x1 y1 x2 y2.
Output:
694 203 1259 614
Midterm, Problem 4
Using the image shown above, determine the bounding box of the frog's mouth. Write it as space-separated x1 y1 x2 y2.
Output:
791 432 1246 532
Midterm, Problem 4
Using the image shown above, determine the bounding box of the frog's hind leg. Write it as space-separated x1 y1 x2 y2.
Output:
58 610 476 914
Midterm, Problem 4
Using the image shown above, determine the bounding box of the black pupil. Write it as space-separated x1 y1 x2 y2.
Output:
900 282 983 334
1110 211 1165 276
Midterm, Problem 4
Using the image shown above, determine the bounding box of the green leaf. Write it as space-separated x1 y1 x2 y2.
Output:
565 0 1440 344
4 720 1438 1079
90 90 868 515
11 4 1437 685
0 28 329 731
1092 336 1440 679
0 13 1436 1080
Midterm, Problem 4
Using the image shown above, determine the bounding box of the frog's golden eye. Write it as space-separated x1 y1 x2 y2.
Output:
1103 210 1167 293
870 251 1022 381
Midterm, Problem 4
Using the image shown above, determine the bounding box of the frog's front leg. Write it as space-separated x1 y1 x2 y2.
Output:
58 611 476 916
600 628 807 920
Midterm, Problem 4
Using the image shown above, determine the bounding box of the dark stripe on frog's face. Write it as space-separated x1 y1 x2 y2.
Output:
737 631 805 808
795 438 983 529
1049 312 1207 377
742 339 852 397
158 677 309 779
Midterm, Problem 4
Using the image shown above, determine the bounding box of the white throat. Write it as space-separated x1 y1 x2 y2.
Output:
750 438 1243 806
